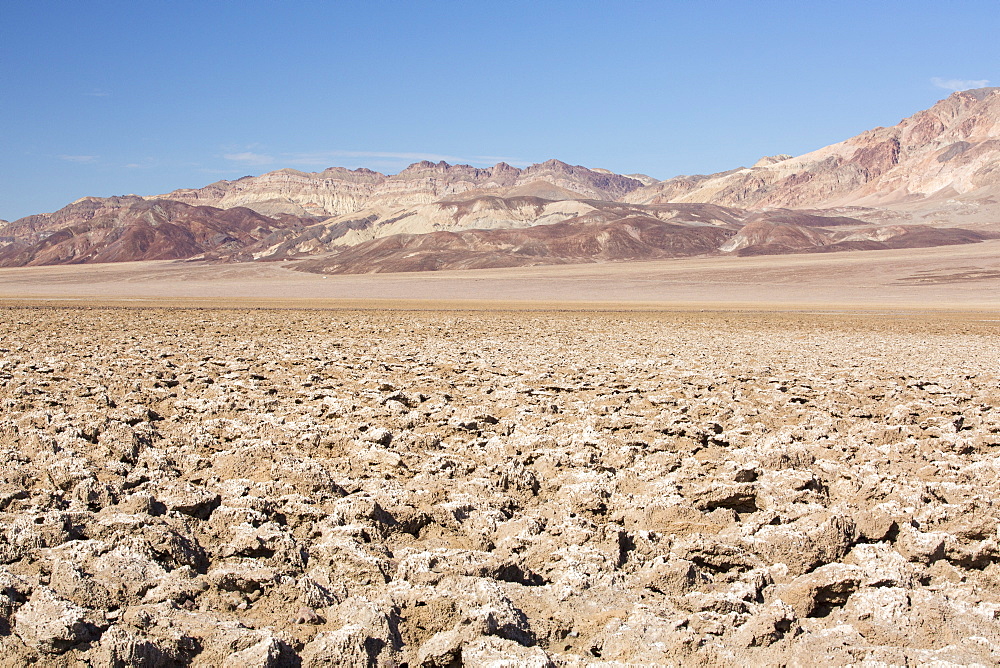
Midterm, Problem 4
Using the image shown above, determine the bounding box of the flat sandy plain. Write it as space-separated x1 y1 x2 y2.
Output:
1 245 999 666
0 239 997 309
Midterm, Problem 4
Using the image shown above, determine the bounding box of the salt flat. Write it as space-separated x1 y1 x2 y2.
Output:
1 245 999 664
0 240 998 310
1 306 998 664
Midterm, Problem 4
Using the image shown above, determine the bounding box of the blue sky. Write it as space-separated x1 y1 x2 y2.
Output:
1 1 997 220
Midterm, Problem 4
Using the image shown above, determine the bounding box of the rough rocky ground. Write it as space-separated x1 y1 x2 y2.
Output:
1 306 999 666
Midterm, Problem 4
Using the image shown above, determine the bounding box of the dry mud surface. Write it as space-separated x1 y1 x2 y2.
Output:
1 306 1000 666
0 239 998 309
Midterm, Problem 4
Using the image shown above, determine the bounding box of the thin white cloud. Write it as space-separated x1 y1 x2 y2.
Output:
932 77 990 91
223 151 274 165
123 156 158 169
58 154 98 163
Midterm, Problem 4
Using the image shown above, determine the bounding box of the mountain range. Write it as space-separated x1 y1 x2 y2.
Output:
2 88 999 273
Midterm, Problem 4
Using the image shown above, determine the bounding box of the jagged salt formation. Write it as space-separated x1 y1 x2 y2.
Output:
1 307 999 665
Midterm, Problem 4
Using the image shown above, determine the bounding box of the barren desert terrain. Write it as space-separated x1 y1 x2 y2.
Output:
0 239 998 310
1 288 999 665
7 6 1000 665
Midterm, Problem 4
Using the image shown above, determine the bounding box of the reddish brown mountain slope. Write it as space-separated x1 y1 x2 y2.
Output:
722 220 989 257
3 90 997 270
0 198 306 267
235 198 745 262
292 215 734 274
625 88 1000 214
289 204 987 274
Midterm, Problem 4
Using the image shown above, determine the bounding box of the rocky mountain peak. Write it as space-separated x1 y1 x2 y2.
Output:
625 88 1000 210
140 158 649 218
5 90 998 269
398 159 450 173
753 155 793 167
489 161 519 175
954 86 1000 102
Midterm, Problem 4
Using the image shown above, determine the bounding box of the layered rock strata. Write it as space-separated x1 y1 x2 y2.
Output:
625 88 1000 211
157 160 647 218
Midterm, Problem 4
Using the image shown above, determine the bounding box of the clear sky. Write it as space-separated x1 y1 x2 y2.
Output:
1 1 997 221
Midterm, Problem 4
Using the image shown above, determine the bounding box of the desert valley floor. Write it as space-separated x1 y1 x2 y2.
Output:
0 246 999 666
0 239 998 309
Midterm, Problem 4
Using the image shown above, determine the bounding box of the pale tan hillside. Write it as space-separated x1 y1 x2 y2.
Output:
625 88 1000 231
155 160 645 218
